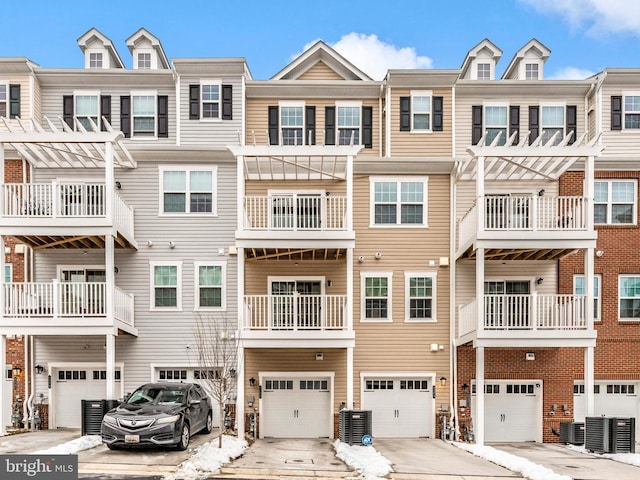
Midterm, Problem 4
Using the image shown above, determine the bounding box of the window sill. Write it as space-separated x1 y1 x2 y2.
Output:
360 318 393 323
404 318 437 323
369 223 429 228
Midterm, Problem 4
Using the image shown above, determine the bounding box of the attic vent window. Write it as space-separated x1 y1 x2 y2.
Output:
138 53 151 69
89 53 103 69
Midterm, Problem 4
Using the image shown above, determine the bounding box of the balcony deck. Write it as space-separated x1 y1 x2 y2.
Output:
0 182 136 249
0 281 136 336
456 294 596 347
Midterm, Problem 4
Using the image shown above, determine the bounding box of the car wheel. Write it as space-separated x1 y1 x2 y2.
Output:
202 411 213 434
176 422 190 451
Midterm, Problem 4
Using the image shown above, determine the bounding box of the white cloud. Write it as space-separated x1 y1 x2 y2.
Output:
519 0 640 36
299 33 432 80
548 66 596 79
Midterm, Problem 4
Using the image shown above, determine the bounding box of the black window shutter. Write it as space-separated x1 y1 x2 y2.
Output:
432 96 443 132
100 95 111 131
305 106 316 145
472 105 483 145
157 95 169 138
63 95 74 129
566 105 577 144
222 85 233 120
611 95 622 131
189 85 200 120
400 96 411 131
362 106 373 148
268 106 279 145
9 84 20 118
325 106 335 145
509 105 520 144
529 106 539 145
120 96 131 138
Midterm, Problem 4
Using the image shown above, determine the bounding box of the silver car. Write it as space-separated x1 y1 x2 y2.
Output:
101 382 213 450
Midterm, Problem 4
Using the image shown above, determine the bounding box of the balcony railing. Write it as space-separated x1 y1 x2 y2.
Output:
243 195 348 231
243 294 347 331
3 281 134 327
1 182 135 239
458 195 588 250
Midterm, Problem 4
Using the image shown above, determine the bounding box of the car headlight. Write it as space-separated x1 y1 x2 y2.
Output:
102 414 118 426
156 414 180 425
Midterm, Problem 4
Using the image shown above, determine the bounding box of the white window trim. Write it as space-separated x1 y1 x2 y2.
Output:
200 79 222 122
86 50 105 69
360 271 393 323
158 165 218 216
618 274 640 322
522 61 542 80
278 100 305 144
369 176 429 228
131 90 157 139
73 90 101 130
336 100 362 146
594 179 637 226
622 91 640 131
135 49 154 70
482 102 509 146
573 274 601 322
540 102 566 143
194 261 227 311
267 275 326 295
4 263 12 283
405 271 437 323
474 61 493 80
410 90 432 133
0 82 7 116
150 261 182 311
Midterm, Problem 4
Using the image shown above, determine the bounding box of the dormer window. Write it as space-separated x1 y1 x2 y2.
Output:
477 63 491 80
525 63 539 80
137 53 151 69
89 53 103 69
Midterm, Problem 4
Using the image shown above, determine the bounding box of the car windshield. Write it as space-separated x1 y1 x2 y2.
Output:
126 386 186 405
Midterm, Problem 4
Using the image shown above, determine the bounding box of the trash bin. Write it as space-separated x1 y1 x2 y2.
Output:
81 399 121 436
339 410 372 445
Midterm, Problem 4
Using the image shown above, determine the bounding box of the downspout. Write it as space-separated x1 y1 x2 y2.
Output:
385 82 391 157
22 335 29 427
450 85 458 439
379 83 384 157
27 335 35 429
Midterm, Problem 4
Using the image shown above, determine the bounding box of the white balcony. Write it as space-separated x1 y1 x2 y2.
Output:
457 195 595 259
0 182 135 246
244 294 348 330
457 293 596 347
1 281 136 336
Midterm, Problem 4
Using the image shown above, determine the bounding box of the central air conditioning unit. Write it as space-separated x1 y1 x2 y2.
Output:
559 421 585 445
585 417 636 454
339 410 373 445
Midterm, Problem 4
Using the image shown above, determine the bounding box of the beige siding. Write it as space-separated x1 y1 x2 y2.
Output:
389 88 453 157
600 85 640 158
2 76 33 121
245 179 347 197
244 261 347 296
298 62 344 81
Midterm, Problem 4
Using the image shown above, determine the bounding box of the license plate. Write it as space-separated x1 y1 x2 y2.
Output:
124 435 140 443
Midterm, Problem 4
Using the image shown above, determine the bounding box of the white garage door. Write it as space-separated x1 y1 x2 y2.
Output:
574 381 640 438
473 380 542 442
261 376 331 438
54 368 119 428
361 377 434 438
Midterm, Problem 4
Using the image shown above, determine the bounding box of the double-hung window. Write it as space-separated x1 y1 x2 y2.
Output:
484 104 508 145
541 104 565 145
594 179 636 225
337 102 361 145
362 273 392 322
0 83 6 117
525 63 539 80
5 264 11 282
573 274 601 321
137 52 152 69
405 272 436 322
411 91 431 131
151 262 181 310
196 262 225 310
75 92 99 130
89 52 103 68
371 177 428 226
624 94 640 129
202 82 220 119
132 92 156 136
160 166 216 214
619 275 640 320
477 63 491 80
280 102 304 145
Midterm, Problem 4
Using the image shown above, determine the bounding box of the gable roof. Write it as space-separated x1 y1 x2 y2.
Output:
76 27 125 69
271 40 372 81
460 38 502 78
126 27 170 69
501 38 551 79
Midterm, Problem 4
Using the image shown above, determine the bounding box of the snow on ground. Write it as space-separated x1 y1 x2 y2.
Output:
33 434 103 454
566 443 640 467
333 440 393 480
164 435 247 480
452 441 572 480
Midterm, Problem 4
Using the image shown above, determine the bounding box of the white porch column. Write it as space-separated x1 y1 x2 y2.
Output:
346 155 353 231
346 346 353 409
585 346 595 417
346 248 353 332
236 346 245 436
0 235 5 319
475 156 485 232
104 142 114 219
475 346 485 445
0 143 5 218
476 248 485 332
105 334 115 399
0 334 6 434
105 233 116 399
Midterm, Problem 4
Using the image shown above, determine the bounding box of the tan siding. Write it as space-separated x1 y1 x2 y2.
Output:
244 261 347 296
389 88 453 157
3 76 33 121
600 85 640 158
245 179 347 197
298 62 344 81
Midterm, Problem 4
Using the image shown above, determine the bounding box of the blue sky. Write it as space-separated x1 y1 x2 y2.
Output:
1 0 638 80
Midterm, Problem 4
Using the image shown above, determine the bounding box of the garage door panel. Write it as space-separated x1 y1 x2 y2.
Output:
574 382 640 438
55 368 111 429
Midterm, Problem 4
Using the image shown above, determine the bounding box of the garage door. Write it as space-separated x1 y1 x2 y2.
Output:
574 381 640 438
472 380 542 442
261 376 331 438
54 368 119 428
361 377 434 438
